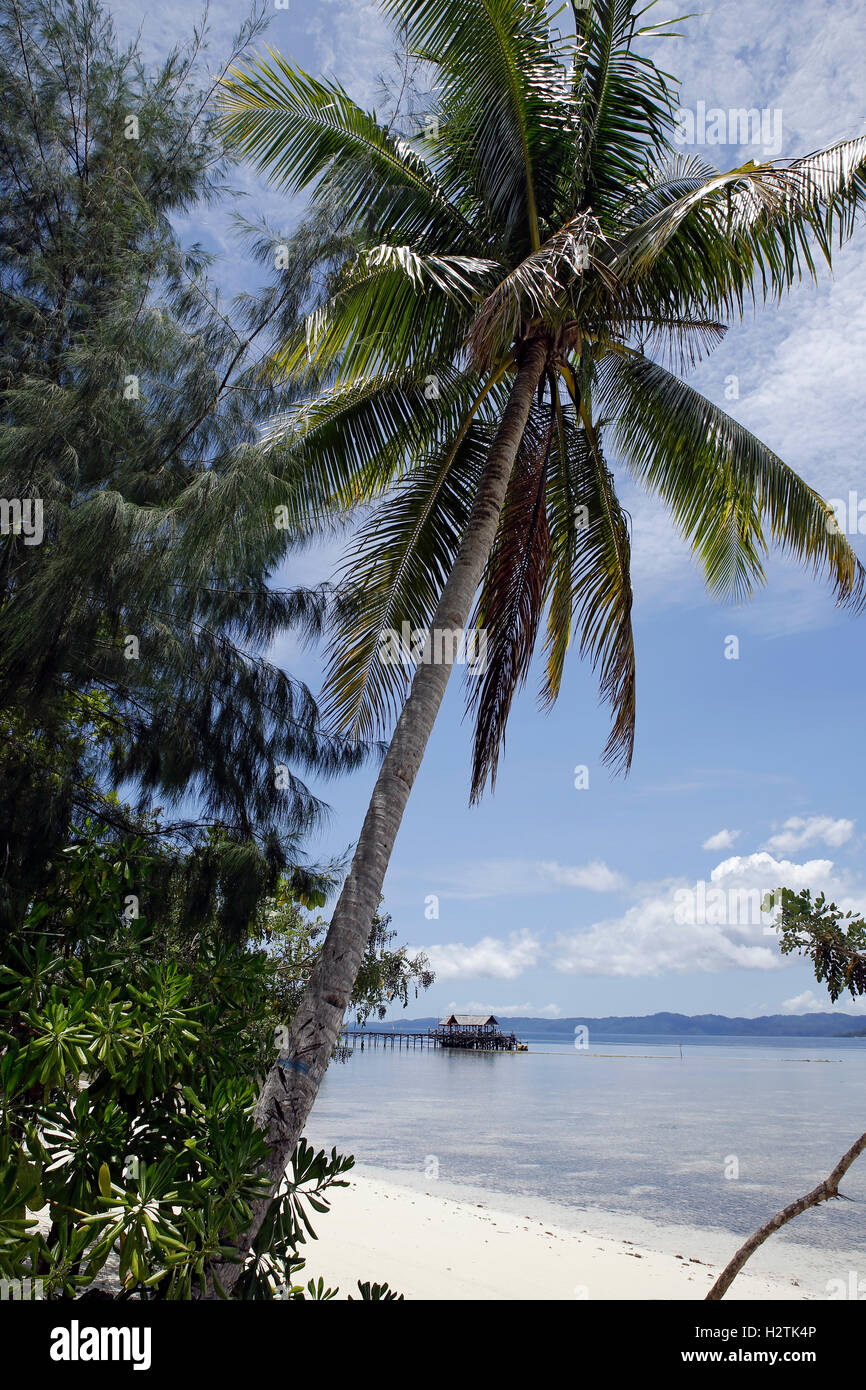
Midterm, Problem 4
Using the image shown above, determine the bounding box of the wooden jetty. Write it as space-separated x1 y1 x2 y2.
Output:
343 1013 527 1053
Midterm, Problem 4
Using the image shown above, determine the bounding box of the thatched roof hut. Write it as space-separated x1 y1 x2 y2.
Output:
438 1014 499 1031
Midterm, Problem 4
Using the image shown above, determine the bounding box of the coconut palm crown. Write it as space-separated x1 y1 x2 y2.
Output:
221 0 866 802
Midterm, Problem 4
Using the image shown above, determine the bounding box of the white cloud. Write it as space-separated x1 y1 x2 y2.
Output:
421 930 541 982
407 857 627 901
781 990 827 1015
781 989 866 1016
552 851 860 979
709 851 834 886
764 816 855 853
542 860 628 894
421 846 866 984
702 828 740 851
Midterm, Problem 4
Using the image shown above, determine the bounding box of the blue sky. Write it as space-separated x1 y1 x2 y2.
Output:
113 0 866 1021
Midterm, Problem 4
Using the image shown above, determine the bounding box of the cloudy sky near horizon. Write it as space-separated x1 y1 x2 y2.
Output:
111 0 866 1021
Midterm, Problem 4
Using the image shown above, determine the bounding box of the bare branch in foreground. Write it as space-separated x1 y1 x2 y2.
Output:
706 1129 866 1300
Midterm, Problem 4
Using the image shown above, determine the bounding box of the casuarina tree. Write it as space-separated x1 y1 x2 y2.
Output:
0 0 368 935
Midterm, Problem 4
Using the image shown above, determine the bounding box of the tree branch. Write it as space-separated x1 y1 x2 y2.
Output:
706 1128 866 1299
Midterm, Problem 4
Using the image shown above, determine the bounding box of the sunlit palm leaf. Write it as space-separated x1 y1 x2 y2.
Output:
323 419 498 737
569 0 681 226
611 139 866 318
273 244 497 385
386 0 574 249
218 56 475 249
596 350 866 607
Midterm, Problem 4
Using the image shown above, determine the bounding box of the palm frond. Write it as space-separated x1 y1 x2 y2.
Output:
540 388 578 705
322 418 500 738
569 0 681 226
615 151 722 225
273 244 497 385
466 399 555 799
619 314 728 374
544 382 636 771
610 138 866 317
256 369 482 532
385 0 574 249
218 54 475 250
596 350 866 607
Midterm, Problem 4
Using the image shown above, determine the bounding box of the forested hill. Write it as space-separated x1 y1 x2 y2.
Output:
363 1013 866 1037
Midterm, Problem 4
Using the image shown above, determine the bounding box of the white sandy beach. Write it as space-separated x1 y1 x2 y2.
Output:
307 1170 822 1301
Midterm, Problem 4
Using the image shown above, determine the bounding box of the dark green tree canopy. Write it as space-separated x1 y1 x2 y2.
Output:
0 0 369 930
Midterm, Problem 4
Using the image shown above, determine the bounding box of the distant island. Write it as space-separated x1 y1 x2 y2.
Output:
359 1011 866 1038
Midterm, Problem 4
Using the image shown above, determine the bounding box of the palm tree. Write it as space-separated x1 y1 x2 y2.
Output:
210 0 866 1292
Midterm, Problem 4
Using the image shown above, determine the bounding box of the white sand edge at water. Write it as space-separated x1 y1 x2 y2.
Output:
303 1171 822 1301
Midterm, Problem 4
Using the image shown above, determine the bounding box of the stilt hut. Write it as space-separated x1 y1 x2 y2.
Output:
436 1014 518 1050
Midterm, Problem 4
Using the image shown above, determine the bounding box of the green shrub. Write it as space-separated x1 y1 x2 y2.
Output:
0 835 358 1299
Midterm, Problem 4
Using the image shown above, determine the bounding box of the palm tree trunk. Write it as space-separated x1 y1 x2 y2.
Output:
206 336 548 1297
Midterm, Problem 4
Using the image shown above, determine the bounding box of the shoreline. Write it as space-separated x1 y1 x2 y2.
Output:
302 1165 846 1301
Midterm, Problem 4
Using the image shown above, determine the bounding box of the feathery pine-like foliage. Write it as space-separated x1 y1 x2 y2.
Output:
221 0 866 800
0 0 370 931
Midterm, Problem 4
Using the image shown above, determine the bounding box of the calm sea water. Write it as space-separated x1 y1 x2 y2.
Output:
303 1033 866 1258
